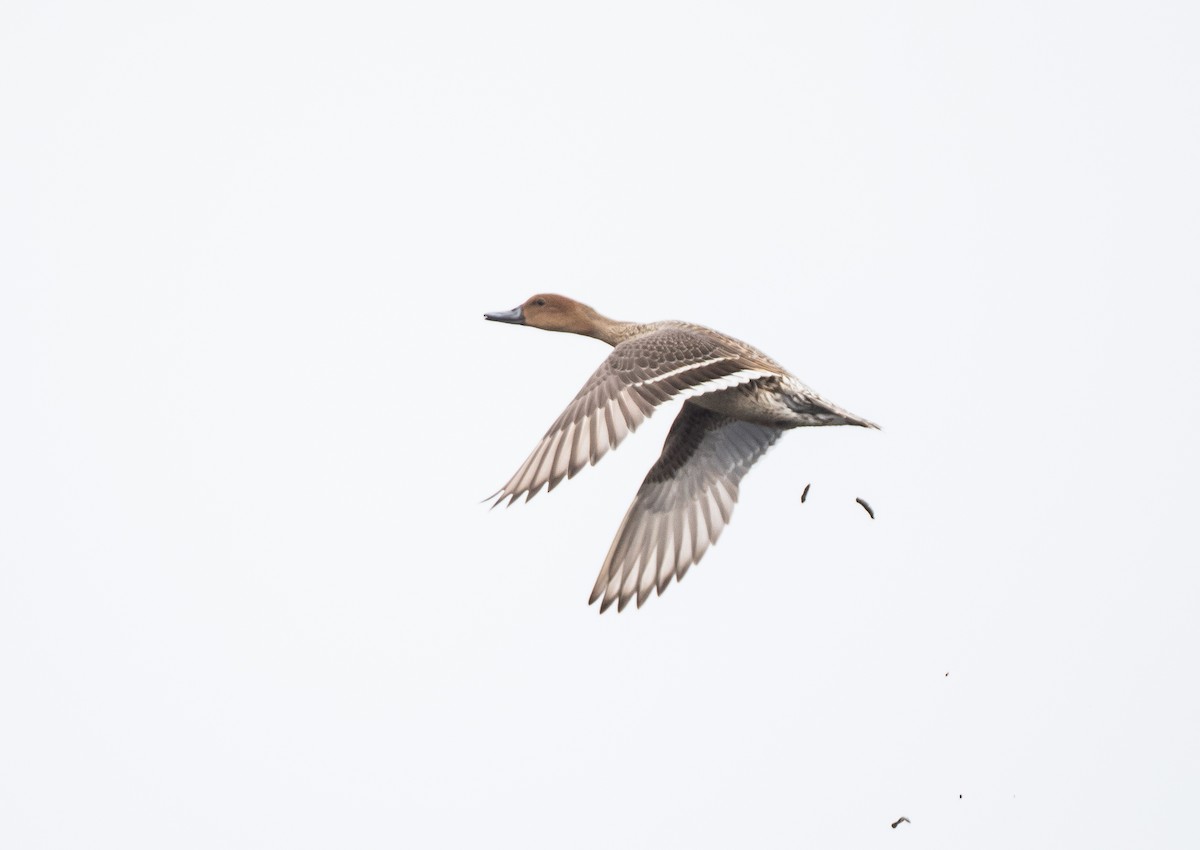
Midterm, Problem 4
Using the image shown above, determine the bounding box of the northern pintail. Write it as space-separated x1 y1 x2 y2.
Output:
485 294 878 612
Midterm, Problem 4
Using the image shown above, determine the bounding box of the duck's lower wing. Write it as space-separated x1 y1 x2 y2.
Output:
590 402 782 612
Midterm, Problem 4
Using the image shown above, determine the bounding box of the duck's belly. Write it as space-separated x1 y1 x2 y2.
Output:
689 381 796 426
691 377 868 428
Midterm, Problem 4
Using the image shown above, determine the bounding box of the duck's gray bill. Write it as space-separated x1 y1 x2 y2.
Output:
484 306 525 324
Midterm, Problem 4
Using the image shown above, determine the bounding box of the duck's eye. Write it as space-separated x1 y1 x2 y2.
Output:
534 298 546 306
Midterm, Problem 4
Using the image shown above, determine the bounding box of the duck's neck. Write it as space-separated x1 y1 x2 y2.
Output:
586 315 645 347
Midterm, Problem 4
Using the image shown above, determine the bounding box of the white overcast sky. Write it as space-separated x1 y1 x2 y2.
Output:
3 2 1198 848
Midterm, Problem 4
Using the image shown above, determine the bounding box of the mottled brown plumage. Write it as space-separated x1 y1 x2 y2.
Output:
485 294 878 612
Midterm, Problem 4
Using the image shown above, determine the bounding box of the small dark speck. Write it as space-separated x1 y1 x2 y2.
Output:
945 672 949 677
891 817 910 829
959 794 963 799
801 483 811 503
856 497 875 519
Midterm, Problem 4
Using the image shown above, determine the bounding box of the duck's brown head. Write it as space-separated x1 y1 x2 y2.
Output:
484 294 605 337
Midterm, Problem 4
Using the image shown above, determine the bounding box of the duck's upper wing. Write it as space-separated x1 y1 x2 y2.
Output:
590 403 782 612
491 327 777 506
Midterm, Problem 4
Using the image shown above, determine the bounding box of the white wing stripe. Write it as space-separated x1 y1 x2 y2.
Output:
635 366 772 398
637 357 730 386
